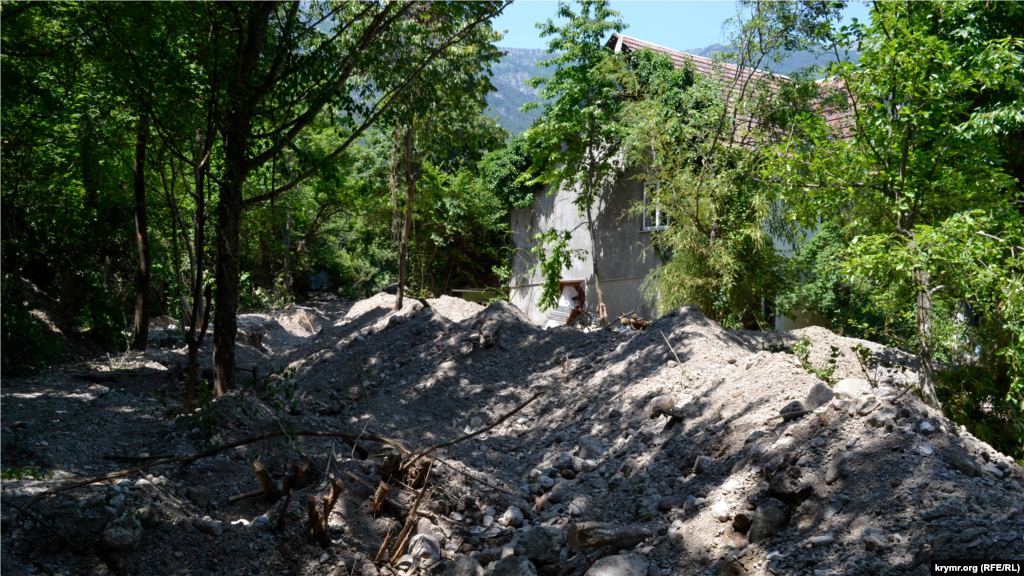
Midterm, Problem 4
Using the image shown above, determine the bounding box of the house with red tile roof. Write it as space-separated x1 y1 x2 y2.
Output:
509 34 835 330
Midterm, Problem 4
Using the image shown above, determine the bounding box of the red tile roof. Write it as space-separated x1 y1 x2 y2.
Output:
606 33 855 140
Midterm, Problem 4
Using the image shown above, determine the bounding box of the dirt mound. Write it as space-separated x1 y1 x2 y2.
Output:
789 326 918 385
3 300 1021 576
345 292 401 319
427 295 485 323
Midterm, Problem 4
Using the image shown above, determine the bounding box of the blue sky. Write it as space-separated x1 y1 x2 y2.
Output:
493 1 872 52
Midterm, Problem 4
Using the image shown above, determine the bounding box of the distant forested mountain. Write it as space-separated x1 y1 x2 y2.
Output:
684 44 860 77
486 48 553 135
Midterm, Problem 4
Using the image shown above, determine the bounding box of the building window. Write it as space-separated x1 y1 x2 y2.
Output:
642 182 669 231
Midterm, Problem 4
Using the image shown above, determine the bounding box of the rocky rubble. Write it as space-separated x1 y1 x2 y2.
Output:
2 297 1022 576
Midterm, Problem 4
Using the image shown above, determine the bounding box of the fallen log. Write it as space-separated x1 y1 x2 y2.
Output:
567 522 653 550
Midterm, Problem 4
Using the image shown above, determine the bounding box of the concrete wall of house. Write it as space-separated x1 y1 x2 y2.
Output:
510 169 661 326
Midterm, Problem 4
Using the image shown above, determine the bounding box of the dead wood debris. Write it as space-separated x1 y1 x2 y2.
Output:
31 429 409 502
567 522 653 550
307 474 344 546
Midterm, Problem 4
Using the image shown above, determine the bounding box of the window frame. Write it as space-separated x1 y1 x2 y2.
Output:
642 182 669 231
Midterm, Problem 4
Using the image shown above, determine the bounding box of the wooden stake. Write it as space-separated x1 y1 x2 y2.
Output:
375 519 396 564
370 482 390 516
251 460 279 501
275 489 294 530
307 474 345 546
390 462 434 564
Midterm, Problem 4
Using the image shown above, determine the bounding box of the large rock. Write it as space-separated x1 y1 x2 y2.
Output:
499 506 525 528
446 556 484 576
100 515 142 551
711 501 731 523
656 495 686 512
941 448 982 478
692 455 713 475
867 408 897 428
825 453 847 485
414 518 446 546
833 378 871 399
648 395 675 418
576 436 607 459
747 499 788 543
511 526 563 566
780 401 807 422
408 534 441 569
732 513 753 534
493 556 537 576
584 554 649 576
186 486 213 508
194 516 223 536
804 382 834 410
769 467 812 504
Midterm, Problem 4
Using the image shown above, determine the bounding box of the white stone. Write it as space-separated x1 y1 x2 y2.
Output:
711 501 730 523
667 520 685 544
833 378 871 399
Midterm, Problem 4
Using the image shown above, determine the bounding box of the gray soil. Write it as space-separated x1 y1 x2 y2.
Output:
2 295 1021 576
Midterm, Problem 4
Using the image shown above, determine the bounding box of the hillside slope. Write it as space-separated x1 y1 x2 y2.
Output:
486 48 553 135
684 44 860 77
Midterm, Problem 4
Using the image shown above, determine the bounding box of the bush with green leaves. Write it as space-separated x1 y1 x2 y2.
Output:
1 276 63 375
529 229 587 312
479 135 541 210
776 221 912 343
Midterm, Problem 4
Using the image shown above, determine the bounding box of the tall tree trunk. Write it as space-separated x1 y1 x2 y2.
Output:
283 202 292 295
395 127 416 310
914 266 941 409
901 223 941 409
184 155 209 412
131 117 151 351
390 126 403 243
584 165 606 326
213 128 247 396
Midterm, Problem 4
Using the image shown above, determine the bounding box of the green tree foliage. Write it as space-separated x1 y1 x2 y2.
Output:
479 135 541 210
614 47 784 328
767 1 1024 410
529 230 587 312
775 221 907 342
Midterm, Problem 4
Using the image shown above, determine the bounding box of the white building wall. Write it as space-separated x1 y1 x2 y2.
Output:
510 169 661 326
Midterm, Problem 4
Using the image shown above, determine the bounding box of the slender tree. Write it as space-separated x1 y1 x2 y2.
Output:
523 0 626 324
384 17 504 309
